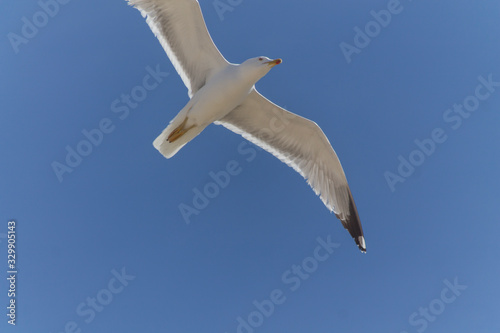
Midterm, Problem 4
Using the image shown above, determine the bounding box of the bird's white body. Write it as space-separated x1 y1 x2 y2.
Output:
153 60 273 158
128 0 367 252
190 65 252 120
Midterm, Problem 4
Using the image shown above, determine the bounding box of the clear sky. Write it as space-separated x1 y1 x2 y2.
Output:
1 0 500 332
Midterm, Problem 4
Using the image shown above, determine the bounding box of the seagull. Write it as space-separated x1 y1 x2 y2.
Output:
127 0 366 252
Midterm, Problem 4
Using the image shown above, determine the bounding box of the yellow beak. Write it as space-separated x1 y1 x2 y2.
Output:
265 58 282 67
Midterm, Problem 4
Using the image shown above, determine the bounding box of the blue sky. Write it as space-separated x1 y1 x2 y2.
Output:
1 0 500 332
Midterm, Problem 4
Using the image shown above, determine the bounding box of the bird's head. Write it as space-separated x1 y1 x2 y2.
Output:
240 56 282 80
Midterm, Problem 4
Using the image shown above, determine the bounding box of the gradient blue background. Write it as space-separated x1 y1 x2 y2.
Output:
1 0 500 332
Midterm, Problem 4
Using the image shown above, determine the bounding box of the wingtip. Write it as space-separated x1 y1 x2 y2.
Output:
357 236 366 253
341 189 366 254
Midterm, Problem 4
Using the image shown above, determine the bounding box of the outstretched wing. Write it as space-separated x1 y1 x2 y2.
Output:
216 90 366 252
127 0 229 97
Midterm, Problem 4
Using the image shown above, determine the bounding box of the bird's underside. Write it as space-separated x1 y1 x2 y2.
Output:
127 0 366 252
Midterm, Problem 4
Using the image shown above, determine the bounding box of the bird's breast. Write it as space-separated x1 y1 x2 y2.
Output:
187 68 254 125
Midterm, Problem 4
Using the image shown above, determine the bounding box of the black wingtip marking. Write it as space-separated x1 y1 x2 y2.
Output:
337 189 366 253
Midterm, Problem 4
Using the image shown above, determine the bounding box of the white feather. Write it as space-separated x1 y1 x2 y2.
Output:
127 0 228 97
216 90 348 216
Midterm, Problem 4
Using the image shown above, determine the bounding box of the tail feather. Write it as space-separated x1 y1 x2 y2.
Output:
153 113 205 158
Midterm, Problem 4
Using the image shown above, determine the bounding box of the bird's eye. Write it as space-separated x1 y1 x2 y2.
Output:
258 57 263 61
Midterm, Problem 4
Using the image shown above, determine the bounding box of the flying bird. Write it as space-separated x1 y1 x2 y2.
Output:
127 0 366 252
